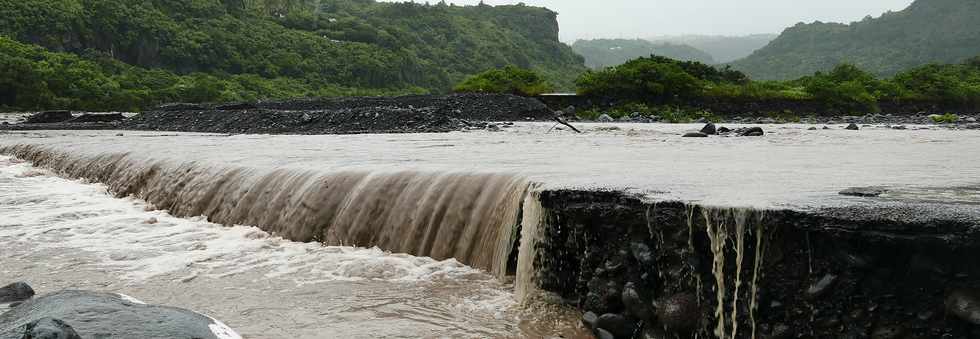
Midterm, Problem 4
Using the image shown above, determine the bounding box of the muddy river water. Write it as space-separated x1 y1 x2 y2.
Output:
2 122 979 338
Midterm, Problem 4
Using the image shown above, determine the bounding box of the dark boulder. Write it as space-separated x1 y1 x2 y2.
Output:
737 127 765 137
595 328 615 339
654 293 699 332
807 126 818 130
21 318 80 339
596 313 634 338
581 311 599 330
699 123 717 135
0 290 240 339
946 289 980 325
67 113 125 123
846 123 860 130
24 111 72 124
0 282 34 303
682 132 708 138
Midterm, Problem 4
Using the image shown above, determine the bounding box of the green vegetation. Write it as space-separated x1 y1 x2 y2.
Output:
731 0 980 80
574 55 980 116
454 66 552 96
931 113 960 124
571 39 715 69
0 0 585 111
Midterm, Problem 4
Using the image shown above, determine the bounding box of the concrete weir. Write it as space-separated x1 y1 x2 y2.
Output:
2 124 980 338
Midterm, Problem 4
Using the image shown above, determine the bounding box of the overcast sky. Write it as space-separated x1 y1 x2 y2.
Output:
396 0 916 42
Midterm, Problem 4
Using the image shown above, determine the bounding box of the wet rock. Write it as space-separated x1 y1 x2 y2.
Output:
22 318 81 339
595 328 615 339
486 124 501 132
597 114 615 122
621 283 650 320
891 125 907 130
0 282 35 303
0 290 239 339
807 126 818 130
67 113 125 123
582 311 599 330
737 127 765 137
654 293 699 332
25 111 72 124
822 126 831 130
699 123 717 135
846 123 860 130
682 132 708 138
717 126 731 134
596 313 634 338
629 242 654 266
945 289 980 325
806 274 838 299
839 186 887 197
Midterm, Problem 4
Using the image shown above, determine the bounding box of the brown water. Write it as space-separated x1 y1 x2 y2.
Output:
3 123 980 338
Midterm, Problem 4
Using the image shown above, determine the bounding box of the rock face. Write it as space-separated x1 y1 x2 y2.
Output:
24 112 72 124
533 189 980 339
0 283 34 304
0 291 240 339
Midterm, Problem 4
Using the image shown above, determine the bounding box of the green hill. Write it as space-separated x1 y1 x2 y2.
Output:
571 39 715 69
648 34 777 64
0 0 585 110
731 0 980 80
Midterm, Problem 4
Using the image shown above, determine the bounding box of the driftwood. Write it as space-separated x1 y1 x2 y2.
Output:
550 115 582 133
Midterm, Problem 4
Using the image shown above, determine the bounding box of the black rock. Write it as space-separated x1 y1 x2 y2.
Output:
717 126 732 133
737 127 764 137
596 313 634 339
595 328 615 339
21 318 81 339
839 186 887 197
67 113 125 123
699 123 717 135
621 283 650 320
629 242 654 266
822 126 831 130
682 132 708 138
846 123 860 130
807 126 818 130
25 111 72 124
806 274 838 299
945 289 980 325
0 282 34 303
654 293 699 332
582 311 599 330
0 290 239 339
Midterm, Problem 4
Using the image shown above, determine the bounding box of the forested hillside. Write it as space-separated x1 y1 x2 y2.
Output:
648 34 777 64
571 39 715 69
731 0 980 80
0 0 585 111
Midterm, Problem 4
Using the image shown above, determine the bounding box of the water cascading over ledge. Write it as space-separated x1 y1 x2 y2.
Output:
0 144 528 278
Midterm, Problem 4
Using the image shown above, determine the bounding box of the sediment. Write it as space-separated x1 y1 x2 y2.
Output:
2 144 980 338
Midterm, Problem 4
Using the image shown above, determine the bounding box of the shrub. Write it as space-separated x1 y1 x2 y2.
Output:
453 65 553 96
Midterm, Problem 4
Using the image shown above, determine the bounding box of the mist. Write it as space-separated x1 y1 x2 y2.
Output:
392 0 916 42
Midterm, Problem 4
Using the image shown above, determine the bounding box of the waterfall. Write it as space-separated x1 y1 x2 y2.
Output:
0 144 529 278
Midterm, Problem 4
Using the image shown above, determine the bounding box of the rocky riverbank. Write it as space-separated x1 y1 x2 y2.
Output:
527 190 980 339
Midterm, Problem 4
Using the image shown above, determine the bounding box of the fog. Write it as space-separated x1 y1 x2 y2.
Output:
390 0 915 42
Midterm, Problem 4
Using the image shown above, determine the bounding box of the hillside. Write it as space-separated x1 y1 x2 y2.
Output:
731 0 980 80
571 39 715 69
648 34 777 63
0 0 585 111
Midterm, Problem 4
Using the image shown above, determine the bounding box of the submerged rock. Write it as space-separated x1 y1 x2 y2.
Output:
946 289 980 325
0 282 34 303
846 123 860 130
737 127 765 137
839 186 887 197
21 318 81 339
717 126 732 134
682 132 708 138
699 123 717 135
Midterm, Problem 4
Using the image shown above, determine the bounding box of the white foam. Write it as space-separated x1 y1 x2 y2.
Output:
0 155 494 284
115 293 146 304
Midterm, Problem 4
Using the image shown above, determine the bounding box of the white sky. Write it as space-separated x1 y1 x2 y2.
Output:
384 0 916 42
